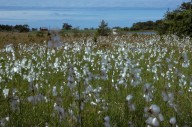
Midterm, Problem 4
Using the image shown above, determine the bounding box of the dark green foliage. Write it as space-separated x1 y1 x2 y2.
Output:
97 20 111 36
0 24 30 32
157 2 192 37
154 20 169 35
130 21 156 31
180 2 192 10
0 25 13 31
123 27 130 31
14 24 30 32
93 32 98 42
128 2 192 37
62 23 72 30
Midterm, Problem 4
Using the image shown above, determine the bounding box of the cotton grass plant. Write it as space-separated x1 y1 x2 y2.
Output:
0 34 192 126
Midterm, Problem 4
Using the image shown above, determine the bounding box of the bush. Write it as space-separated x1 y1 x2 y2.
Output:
97 20 111 36
36 31 44 37
157 2 192 37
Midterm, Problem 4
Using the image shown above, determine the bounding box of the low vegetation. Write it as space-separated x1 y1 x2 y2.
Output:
0 2 191 127
0 34 192 126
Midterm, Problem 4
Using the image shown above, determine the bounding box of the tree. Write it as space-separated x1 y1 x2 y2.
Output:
180 2 191 10
62 23 72 30
97 20 111 36
123 27 130 31
14 24 30 32
157 2 192 37
154 20 169 35
0 24 30 32
0 24 13 31
130 21 156 31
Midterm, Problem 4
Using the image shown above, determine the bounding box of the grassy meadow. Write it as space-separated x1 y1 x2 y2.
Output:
0 33 192 126
0 30 96 48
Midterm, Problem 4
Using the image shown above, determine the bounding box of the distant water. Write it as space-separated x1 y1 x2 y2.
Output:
0 6 167 29
127 31 157 35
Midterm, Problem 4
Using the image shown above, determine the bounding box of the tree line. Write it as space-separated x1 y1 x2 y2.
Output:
97 2 191 37
87 2 192 37
129 20 158 31
0 24 30 32
127 2 192 37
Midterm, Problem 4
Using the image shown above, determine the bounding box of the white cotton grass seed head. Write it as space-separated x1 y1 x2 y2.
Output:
5 117 9 121
149 104 160 115
90 101 97 106
128 104 136 111
126 94 133 101
143 83 151 92
104 121 110 127
104 116 110 122
158 114 164 122
52 86 57 96
168 93 174 102
45 122 49 127
145 117 159 127
0 116 9 127
170 117 176 125
3 89 9 98
162 92 169 102
104 116 110 127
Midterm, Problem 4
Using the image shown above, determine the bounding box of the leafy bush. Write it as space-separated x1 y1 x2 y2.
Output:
157 2 192 37
97 20 111 36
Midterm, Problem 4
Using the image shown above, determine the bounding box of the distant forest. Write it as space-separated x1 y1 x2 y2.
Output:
116 2 192 37
0 24 30 32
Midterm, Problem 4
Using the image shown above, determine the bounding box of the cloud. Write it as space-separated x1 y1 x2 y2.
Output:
0 0 189 28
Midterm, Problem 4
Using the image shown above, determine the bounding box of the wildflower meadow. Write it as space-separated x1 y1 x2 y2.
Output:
0 34 192 126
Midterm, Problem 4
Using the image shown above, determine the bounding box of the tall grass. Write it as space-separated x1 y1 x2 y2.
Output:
0 34 192 126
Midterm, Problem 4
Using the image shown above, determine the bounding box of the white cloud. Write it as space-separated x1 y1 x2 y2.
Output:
0 0 189 28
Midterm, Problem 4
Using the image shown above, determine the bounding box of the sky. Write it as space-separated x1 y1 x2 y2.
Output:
0 0 190 29
0 0 189 8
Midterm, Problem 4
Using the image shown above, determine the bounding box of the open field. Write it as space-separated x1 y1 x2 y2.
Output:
0 32 48 48
0 31 155 48
0 30 96 48
0 34 192 126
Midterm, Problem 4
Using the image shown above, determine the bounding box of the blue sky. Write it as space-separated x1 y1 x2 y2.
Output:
0 0 190 29
0 0 189 8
